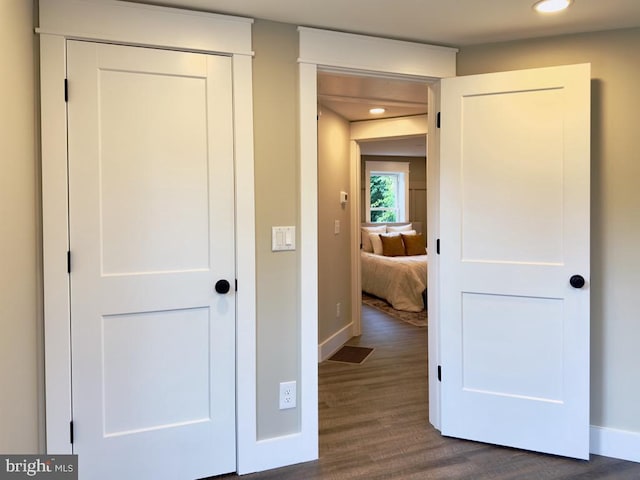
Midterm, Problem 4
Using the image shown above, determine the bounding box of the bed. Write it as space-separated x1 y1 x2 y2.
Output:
361 251 427 312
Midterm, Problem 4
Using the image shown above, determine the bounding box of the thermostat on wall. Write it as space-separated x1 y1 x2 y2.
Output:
340 191 348 204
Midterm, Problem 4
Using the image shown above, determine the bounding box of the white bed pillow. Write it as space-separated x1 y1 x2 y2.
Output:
387 223 413 233
361 225 386 252
369 232 384 255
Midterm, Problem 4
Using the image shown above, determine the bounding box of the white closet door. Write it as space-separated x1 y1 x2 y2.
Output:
67 40 236 479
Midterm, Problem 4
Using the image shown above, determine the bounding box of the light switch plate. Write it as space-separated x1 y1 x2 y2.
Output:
272 226 296 251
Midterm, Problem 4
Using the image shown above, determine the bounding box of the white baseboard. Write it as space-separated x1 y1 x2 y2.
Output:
317 322 354 362
590 425 640 463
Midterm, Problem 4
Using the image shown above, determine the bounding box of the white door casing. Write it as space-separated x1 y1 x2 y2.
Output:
67 41 235 479
440 64 591 459
40 1 263 474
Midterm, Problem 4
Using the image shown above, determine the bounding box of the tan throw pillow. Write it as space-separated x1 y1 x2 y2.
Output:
402 233 425 256
361 225 386 252
381 234 406 257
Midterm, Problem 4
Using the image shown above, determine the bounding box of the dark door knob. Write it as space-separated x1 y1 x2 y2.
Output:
570 275 586 289
215 279 231 294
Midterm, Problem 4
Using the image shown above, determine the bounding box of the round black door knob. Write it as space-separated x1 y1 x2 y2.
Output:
570 275 586 289
215 279 231 294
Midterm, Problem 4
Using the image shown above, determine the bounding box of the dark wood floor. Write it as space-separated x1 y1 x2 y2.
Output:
225 305 640 479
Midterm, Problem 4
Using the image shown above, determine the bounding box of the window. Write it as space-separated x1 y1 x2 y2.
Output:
365 161 409 223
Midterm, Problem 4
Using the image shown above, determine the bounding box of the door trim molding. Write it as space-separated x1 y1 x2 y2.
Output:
298 26 456 464
37 0 253 56
38 1 257 473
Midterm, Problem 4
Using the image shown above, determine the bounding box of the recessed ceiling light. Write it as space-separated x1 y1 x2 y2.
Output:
533 0 573 13
369 107 386 114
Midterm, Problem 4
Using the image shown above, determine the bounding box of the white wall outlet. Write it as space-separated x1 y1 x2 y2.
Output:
334 220 340 234
279 381 297 410
336 302 341 318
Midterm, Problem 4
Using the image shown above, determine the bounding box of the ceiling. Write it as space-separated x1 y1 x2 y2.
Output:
317 72 428 122
124 0 640 156
125 0 640 47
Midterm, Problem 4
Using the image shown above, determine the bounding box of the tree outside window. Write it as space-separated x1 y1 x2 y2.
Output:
370 174 399 222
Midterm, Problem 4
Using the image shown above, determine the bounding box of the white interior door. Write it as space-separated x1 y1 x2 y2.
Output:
439 64 590 459
67 41 236 479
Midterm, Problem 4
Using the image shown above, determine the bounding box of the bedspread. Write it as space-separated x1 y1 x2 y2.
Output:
361 251 427 312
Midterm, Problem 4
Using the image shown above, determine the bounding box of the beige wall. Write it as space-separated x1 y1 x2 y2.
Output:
0 0 42 453
252 20 300 439
458 27 640 433
318 107 352 344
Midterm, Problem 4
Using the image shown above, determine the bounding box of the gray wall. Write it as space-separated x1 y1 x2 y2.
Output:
0 0 42 453
252 20 300 439
317 107 352 345
458 27 640 433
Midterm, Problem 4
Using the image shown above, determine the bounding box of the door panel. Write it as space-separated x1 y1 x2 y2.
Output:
99 67 210 274
68 41 236 479
440 64 590 459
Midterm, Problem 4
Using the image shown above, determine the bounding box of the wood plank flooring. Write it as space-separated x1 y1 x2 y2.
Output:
220 305 640 479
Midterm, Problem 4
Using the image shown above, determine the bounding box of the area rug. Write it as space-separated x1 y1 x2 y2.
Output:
362 293 428 327
327 345 375 364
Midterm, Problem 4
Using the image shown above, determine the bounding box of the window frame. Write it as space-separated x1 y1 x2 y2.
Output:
365 160 410 223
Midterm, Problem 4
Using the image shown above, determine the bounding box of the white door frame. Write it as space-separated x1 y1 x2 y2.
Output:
299 27 457 443
38 0 259 473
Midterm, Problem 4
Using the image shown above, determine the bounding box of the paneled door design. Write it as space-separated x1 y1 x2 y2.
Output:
440 64 590 459
67 41 236 479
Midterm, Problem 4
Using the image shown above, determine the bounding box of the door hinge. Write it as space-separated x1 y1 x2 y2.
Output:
436 112 441 129
436 239 440 255
70 421 74 444
64 78 68 102
67 251 71 273
437 365 442 382
235 279 238 292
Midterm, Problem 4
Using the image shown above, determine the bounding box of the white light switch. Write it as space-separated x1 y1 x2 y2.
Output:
272 226 296 251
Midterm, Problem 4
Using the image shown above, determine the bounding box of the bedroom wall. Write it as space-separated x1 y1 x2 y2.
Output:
0 0 42 453
361 155 427 238
318 106 352 347
457 27 640 435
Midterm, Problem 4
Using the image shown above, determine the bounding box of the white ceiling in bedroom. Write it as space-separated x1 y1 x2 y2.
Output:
317 71 428 122
317 72 428 157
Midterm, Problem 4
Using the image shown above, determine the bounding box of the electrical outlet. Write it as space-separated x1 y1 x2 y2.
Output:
336 302 341 318
279 381 296 410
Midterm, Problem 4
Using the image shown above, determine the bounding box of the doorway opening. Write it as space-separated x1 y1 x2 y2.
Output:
316 69 431 347
316 69 436 441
